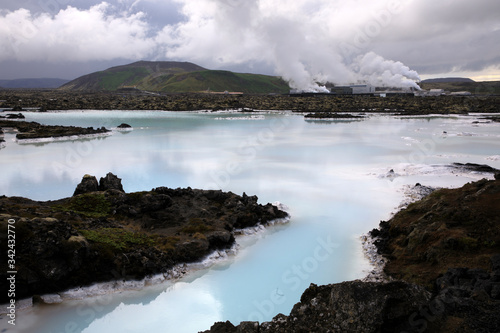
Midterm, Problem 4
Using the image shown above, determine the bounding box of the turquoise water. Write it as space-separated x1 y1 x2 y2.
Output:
1 111 499 333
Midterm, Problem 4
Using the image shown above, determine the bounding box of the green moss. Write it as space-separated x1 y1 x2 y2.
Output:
457 237 479 251
180 218 214 234
80 228 154 251
152 235 180 251
58 193 111 218
483 240 497 248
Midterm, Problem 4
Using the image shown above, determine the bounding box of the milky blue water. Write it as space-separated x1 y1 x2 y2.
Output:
1 110 499 333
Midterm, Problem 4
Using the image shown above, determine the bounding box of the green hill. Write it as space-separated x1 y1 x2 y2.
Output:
420 78 500 95
60 61 290 94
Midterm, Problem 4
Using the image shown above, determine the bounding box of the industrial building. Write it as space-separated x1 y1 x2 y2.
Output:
290 84 376 96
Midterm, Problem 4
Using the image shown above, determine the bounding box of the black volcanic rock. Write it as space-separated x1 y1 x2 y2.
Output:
117 123 132 128
73 174 99 196
0 119 110 141
99 172 124 192
0 174 288 302
0 113 26 119
203 281 432 333
304 112 365 119
1 90 500 114
452 162 499 173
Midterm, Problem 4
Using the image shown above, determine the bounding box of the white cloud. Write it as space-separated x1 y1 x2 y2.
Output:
157 0 422 90
0 3 155 62
0 0 499 84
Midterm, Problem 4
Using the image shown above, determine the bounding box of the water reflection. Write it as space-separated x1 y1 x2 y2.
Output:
1 111 499 333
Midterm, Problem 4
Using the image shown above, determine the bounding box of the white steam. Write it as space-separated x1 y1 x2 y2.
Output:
0 0 422 90
161 0 422 91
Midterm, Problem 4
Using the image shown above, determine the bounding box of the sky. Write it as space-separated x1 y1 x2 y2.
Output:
0 0 499 89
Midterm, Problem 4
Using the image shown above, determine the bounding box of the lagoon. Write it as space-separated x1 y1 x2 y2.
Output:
1 111 499 333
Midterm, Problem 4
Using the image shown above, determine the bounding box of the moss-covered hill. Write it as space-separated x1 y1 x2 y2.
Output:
59 60 290 94
374 178 500 289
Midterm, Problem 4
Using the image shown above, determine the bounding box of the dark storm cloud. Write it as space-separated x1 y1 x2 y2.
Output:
0 0 498 85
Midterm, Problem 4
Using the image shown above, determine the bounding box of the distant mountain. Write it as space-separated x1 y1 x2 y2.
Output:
421 77 475 84
59 61 290 94
0 78 69 89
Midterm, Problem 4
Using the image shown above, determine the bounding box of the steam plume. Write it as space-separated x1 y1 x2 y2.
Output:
162 0 421 91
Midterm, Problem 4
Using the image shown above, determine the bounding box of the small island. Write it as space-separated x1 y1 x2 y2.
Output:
0 119 110 141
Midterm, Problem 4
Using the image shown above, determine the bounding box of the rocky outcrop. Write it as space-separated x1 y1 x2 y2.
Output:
117 123 132 128
372 178 500 287
451 162 499 174
73 173 125 196
73 174 99 195
368 178 500 332
204 261 500 333
304 112 365 119
0 119 110 141
98 172 124 192
0 112 25 119
0 174 288 302
203 281 432 333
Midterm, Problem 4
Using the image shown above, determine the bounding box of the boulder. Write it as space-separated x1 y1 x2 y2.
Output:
117 123 132 128
203 281 432 333
73 174 99 196
5 113 25 119
99 172 124 192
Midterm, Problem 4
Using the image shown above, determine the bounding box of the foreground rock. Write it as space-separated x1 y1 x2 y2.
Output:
0 173 288 302
203 281 431 333
374 178 500 287
0 119 110 140
369 178 500 332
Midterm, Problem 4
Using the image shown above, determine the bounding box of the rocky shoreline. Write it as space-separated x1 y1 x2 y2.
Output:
0 173 288 303
0 119 110 142
203 175 500 333
1 90 499 114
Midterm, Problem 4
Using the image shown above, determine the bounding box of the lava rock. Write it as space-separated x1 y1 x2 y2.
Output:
73 174 99 196
5 113 25 119
99 172 124 192
452 162 499 173
203 281 431 333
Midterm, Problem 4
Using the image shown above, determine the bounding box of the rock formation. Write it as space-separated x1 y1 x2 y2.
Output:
0 119 110 141
0 173 288 302
73 174 99 195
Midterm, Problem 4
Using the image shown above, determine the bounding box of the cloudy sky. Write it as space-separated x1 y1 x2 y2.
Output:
0 0 499 88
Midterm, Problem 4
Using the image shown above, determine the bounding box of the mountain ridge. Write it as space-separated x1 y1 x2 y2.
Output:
421 77 475 83
0 78 69 89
